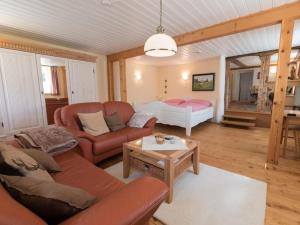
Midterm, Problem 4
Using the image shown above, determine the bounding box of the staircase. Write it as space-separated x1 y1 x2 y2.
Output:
221 114 256 128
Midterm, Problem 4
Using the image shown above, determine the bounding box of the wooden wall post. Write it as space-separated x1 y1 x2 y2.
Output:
119 58 127 102
107 60 114 101
225 60 233 109
267 19 294 164
257 55 271 112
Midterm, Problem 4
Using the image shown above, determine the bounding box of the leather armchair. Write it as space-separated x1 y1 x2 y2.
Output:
55 101 157 163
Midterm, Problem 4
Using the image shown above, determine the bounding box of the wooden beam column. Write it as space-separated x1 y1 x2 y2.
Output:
119 58 127 102
267 19 294 164
225 60 233 109
257 54 271 112
107 60 114 101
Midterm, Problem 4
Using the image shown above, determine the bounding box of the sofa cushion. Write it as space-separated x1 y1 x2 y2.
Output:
52 151 124 199
78 111 109 136
103 101 135 124
0 175 96 224
127 112 153 128
21 148 62 173
61 103 104 130
104 112 126 131
0 185 47 225
92 130 128 155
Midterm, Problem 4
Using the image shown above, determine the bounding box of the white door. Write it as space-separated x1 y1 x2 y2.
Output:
68 60 97 104
0 49 45 133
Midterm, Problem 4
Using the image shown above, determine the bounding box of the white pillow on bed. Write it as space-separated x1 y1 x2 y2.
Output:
128 112 153 128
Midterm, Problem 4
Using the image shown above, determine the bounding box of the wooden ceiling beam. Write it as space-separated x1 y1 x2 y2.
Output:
107 1 300 62
229 58 247 67
230 65 261 71
0 38 97 62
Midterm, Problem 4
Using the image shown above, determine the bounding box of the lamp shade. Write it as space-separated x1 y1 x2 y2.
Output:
144 33 177 57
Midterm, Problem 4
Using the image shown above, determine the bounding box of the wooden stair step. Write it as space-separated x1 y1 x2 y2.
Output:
221 120 255 127
223 115 256 121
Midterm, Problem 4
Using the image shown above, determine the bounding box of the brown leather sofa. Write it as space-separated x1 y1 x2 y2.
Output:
54 101 157 164
0 144 168 225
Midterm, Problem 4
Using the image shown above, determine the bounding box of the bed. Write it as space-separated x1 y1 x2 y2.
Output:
134 99 215 136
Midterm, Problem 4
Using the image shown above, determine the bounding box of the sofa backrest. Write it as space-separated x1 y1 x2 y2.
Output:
103 101 135 124
57 101 135 130
60 102 105 130
0 185 47 225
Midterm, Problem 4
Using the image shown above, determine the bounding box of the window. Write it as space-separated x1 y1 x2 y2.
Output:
42 66 52 94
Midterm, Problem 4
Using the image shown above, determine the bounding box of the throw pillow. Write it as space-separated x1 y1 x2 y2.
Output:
128 112 153 128
0 144 53 181
105 112 126 131
0 175 96 224
0 143 62 173
78 111 110 136
22 148 62 173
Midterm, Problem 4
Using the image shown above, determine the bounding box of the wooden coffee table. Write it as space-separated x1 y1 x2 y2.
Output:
123 133 200 203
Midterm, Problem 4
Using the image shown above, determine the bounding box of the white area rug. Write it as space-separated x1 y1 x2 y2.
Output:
105 162 267 225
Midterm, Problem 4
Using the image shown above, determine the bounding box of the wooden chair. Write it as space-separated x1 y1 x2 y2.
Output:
294 130 300 158
281 116 300 156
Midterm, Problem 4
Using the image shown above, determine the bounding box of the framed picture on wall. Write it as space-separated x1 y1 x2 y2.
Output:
192 73 215 91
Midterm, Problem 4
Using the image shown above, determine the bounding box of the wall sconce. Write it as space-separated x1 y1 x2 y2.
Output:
181 72 189 81
135 72 142 80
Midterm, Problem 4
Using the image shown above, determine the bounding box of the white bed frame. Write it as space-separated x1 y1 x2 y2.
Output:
134 101 215 136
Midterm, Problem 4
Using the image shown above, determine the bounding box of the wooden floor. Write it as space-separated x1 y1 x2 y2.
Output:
100 122 300 225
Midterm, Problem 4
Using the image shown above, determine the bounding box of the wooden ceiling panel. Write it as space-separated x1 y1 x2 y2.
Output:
0 0 296 56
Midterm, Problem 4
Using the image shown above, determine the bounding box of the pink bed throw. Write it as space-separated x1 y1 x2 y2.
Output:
164 99 212 112
15 125 78 156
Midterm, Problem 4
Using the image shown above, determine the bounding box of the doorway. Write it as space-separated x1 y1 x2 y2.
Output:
239 71 254 102
39 57 69 124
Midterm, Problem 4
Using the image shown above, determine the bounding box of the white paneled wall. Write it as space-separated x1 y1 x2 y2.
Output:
0 49 44 133
0 48 99 136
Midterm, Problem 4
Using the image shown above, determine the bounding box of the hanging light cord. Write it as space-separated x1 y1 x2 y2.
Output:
156 0 165 33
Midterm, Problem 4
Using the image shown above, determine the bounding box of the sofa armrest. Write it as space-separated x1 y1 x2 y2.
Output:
59 176 168 225
144 117 157 129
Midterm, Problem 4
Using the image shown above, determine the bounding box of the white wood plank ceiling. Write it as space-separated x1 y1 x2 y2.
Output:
0 0 299 64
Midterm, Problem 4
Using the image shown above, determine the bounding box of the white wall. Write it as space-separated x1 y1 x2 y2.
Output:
112 56 227 122
158 56 226 122
126 59 160 105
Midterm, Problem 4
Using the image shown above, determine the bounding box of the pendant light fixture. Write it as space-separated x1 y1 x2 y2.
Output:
144 0 177 57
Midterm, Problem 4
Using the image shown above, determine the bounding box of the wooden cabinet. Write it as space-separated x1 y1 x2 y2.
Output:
68 60 97 104
45 98 68 124
0 49 45 134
